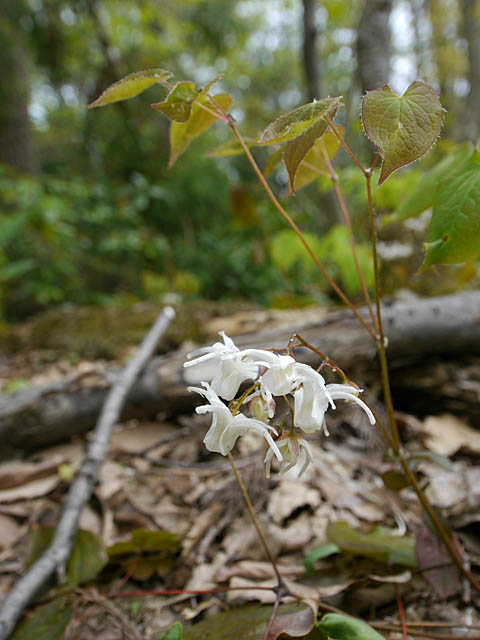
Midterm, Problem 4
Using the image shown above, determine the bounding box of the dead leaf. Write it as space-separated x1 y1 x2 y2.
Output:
267 481 320 524
182 502 223 555
416 526 461 598
0 475 61 503
110 421 175 454
216 560 305 582
0 456 66 490
422 414 480 456
0 514 21 550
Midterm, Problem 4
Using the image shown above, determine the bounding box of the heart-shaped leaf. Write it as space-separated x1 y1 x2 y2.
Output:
419 150 480 271
169 93 232 167
318 613 386 640
362 81 444 185
87 68 173 108
152 81 199 123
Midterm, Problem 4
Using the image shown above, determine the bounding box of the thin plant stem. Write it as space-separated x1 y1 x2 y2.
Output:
395 585 408 640
364 168 480 592
229 123 376 341
325 115 367 175
399 454 480 590
263 593 281 640
227 451 286 592
320 141 378 331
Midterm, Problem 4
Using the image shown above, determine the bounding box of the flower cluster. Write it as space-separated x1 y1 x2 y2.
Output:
184 332 375 476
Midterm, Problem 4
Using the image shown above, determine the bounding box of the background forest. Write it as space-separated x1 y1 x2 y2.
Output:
1 0 479 321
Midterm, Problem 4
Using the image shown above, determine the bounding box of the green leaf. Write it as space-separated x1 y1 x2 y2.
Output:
25 528 107 585
419 151 480 270
259 97 342 193
159 622 183 640
381 470 409 491
263 147 284 178
66 529 108 585
318 613 386 640
108 529 181 555
361 81 444 185
286 128 342 194
383 143 472 225
11 597 73 640
182 603 316 640
169 93 232 167
151 81 199 123
327 521 417 567
259 97 342 146
304 543 340 573
87 68 173 108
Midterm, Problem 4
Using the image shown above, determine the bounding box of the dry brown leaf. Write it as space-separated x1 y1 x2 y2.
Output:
0 514 21 550
182 502 223 555
216 560 305 582
0 474 61 503
0 456 66 490
422 414 480 456
227 576 276 603
96 460 125 501
269 513 312 552
267 480 320 524
110 421 175 454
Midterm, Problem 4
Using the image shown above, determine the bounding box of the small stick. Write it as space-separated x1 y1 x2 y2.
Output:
0 307 175 640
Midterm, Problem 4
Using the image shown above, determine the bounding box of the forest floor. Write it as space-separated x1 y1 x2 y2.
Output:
0 305 480 639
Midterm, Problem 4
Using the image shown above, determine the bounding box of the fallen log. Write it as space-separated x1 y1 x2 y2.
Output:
1 291 480 449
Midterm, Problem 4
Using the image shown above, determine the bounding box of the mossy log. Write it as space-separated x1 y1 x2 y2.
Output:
1 291 480 450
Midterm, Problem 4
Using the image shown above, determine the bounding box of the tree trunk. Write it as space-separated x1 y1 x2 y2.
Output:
461 0 480 142
0 2 37 174
356 0 393 92
302 0 322 101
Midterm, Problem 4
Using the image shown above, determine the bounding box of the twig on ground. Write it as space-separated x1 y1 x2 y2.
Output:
0 307 175 640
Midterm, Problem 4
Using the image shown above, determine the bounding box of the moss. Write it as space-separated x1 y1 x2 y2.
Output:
5 300 260 359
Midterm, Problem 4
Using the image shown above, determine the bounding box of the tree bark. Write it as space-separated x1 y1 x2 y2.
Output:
356 0 393 92
302 0 322 101
0 1 37 174
461 0 480 142
1 292 480 450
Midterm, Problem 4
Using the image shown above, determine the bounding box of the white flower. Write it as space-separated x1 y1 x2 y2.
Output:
264 433 313 478
184 331 239 368
236 349 297 398
293 370 375 434
188 382 283 460
184 332 259 401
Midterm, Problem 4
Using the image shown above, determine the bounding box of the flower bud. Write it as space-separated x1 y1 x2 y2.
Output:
248 395 275 423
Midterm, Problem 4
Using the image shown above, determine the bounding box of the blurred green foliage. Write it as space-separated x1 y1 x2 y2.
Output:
0 0 478 321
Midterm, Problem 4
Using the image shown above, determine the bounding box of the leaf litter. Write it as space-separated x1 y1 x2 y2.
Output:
1 337 480 638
